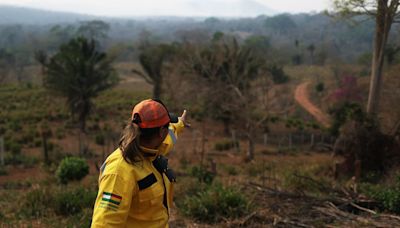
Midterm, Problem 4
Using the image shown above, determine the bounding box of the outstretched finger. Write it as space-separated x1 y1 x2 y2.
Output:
181 110 187 119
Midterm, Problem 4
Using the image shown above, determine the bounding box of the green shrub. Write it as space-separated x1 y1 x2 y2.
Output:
5 140 21 155
190 166 215 184
20 186 97 218
309 121 320 130
315 82 325 92
56 157 89 184
0 166 8 175
53 187 97 216
20 188 53 218
3 180 32 189
329 102 365 136
267 63 290 84
214 139 239 151
64 208 93 227
8 120 21 132
361 176 400 214
179 183 251 223
283 170 330 194
225 166 238 176
4 153 38 167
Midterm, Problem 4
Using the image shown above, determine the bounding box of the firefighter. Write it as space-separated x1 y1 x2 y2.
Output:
91 99 189 227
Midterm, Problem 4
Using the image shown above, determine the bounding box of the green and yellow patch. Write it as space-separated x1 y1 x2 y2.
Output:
99 192 122 210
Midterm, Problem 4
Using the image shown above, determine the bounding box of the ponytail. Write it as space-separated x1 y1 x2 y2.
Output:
119 121 143 164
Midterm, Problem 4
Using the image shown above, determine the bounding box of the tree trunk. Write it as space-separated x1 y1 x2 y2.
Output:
223 119 230 136
79 118 86 133
367 0 395 115
232 130 240 152
153 77 162 99
263 133 268 146
78 130 85 156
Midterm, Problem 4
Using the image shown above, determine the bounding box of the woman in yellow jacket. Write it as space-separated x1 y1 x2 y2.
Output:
91 99 189 227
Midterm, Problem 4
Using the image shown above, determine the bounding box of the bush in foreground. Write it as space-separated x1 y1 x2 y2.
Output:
20 188 53 218
179 183 251 223
56 157 89 184
20 186 97 217
53 187 97 215
361 175 400 214
190 166 215 184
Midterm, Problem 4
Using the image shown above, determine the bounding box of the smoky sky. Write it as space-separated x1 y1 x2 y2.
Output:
0 0 331 17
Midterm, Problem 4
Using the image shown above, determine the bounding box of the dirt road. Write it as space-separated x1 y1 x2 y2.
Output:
294 82 331 128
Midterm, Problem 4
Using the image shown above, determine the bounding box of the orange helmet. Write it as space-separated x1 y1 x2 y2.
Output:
131 99 176 128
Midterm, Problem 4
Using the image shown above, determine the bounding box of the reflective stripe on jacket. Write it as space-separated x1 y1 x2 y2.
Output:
91 120 184 228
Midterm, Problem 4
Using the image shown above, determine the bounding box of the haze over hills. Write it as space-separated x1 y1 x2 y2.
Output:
0 0 276 25
0 5 97 25
177 0 276 17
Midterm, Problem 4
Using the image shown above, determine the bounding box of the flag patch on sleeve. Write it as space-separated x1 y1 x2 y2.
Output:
101 192 122 206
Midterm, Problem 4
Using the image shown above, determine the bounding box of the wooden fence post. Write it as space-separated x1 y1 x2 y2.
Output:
232 130 240 152
263 133 268 146
311 134 314 146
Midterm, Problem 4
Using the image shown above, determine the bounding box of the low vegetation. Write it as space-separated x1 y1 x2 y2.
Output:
178 183 251 223
56 157 89 184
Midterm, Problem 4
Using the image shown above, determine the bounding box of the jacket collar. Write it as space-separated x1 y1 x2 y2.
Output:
139 145 158 158
140 143 169 159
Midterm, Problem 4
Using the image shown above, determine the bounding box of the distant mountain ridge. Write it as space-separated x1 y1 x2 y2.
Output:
0 5 96 25
0 1 276 25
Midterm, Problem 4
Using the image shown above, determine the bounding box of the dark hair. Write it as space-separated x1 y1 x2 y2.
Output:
118 121 169 164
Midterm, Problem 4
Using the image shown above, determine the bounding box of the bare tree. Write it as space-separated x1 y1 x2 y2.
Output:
183 36 271 161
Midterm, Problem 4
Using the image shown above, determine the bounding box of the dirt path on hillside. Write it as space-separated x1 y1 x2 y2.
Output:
294 82 331 128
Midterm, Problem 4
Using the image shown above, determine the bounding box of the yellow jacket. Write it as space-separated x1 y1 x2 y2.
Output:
91 120 184 228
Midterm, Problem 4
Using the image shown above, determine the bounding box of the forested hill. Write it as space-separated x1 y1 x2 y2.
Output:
0 5 96 25
0 5 387 63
